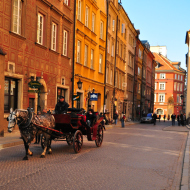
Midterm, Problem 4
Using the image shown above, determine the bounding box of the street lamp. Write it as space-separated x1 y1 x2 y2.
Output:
77 79 83 89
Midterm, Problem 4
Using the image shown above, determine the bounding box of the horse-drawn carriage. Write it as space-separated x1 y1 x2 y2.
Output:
7 108 104 160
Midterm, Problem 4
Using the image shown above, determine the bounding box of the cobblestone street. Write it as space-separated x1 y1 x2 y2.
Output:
0 121 187 190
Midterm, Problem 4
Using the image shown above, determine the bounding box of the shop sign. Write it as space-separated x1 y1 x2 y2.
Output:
73 95 80 101
90 93 98 101
28 81 41 89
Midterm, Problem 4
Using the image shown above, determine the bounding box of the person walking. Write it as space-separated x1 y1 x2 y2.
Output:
171 113 176 126
177 114 181 126
159 115 161 122
183 113 186 126
113 111 118 125
152 112 157 125
167 114 170 121
180 113 184 126
163 114 166 122
121 112 125 128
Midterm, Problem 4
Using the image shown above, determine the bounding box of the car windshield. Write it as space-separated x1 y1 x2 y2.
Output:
147 113 152 117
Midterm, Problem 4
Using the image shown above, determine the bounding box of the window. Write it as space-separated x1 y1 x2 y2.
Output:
178 75 180 80
100 21 104 39
99 54 103 73
115 72 118 87
137 83 141 94
77 40 81 63
143 68 146 78
111 44 114 57
175 74 177 79
4 78 18 113
181 75 183 81
177 83 179 91
84 45 88 66
138 67 141 76
85 6 89 27
158 94 165 102
120 44 122 57
106 67 109 83
78 0 82 21
110 69 113 85
107 39 110 54
90 49 94 69
177 94 180 103
157 109 163 115
12 0 22 35
155 83 157 90
108 14 111 28
51 22 57 51
117 40 119 54
174 82 176 91
155 73 157 79
92 12 95 32
160 73 165 79
121 23 125 34
180 84 183 92
64 0 69 5
154 94 156 102
63 30 68 56
159 83 165 90
119 73 121 89
37 13 44 45
112 20 115 32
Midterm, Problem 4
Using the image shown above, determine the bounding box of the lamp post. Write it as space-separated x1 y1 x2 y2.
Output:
77 78 83 90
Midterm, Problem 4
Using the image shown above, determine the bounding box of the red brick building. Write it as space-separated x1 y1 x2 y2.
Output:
154 53 186 118
0 0 75 133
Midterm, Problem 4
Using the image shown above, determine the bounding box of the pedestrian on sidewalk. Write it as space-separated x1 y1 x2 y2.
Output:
163 114 166 122
180 113 184 126
177 114 181 126
159 115 161 122
113 111 118 125
121 112 125 128
171 113 176 126
167 114 170 121
183 113 186 126
152 112 157 125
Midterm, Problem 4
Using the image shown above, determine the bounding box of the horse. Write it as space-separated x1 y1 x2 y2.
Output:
7 108 55 160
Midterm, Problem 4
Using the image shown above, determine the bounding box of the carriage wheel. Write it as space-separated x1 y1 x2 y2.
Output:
95 125 103 147
73 130 83 153
66 135 73 146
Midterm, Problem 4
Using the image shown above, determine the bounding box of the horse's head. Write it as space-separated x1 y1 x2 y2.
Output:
7 109 17 133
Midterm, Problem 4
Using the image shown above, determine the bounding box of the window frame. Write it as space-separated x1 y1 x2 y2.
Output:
100 21 104 39
99 54 103 73
158 94 165 102
77 40 81 63
85 6 89 27
78 0 82 21
51 22 57 51
92 12 95 32
84 44 88 66
160 73 166 79
63 30 68 56
37 13 44 45
90 49 94 69
159 83 165 90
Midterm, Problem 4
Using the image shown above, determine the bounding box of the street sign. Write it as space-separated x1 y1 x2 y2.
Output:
28 81 41 89
90 93 98 101
73 95 80 101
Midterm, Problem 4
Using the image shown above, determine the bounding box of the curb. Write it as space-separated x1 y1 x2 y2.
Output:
180 130 190 190
0 140 23 150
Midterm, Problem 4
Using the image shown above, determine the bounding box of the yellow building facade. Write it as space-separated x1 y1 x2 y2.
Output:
74 0 107 112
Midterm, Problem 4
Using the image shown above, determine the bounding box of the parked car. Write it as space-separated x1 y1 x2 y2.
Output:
140 113 153 123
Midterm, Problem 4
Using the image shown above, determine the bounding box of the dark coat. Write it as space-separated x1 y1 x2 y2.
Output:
171 114 176 120
55 101 69 114
113 113 118 120
152 113 157 120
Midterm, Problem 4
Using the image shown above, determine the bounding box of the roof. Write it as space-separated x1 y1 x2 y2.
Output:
153 53 185 73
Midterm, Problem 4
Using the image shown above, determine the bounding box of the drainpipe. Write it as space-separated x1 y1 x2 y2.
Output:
72 0 76 108
104 0 109 114
113 15 118 115
132 36 138 121
140 48 145 118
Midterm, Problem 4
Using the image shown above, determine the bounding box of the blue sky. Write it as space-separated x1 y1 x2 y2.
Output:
122 0 189 70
